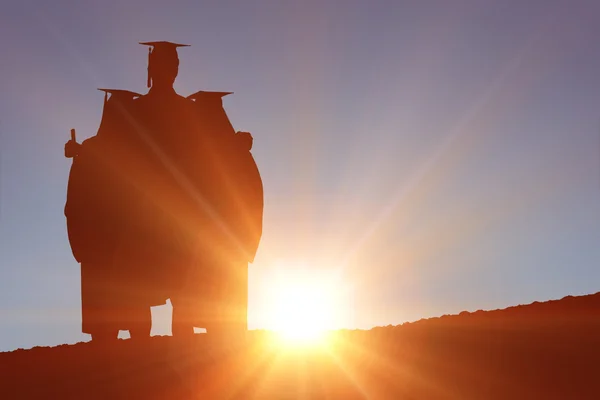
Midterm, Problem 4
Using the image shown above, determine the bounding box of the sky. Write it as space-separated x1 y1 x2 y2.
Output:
1 0 600 351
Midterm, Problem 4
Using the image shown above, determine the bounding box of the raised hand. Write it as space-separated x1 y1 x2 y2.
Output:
65 128 81 158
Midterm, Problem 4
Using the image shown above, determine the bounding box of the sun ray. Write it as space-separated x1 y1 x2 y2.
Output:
206 336 280 399
325 332 451 399
320 339 373 399
337 10 560 272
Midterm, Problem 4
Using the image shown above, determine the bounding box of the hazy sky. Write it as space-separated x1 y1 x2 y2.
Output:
1 0 599 351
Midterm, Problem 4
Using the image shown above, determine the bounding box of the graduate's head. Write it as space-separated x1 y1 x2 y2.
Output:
140 41 189 89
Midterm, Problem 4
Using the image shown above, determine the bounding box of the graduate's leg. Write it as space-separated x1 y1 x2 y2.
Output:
82 261 120 342
205 260 248 339
128 306 152 339
171 296 195 338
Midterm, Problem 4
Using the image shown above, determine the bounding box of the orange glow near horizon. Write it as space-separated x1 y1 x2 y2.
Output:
261 264 345 344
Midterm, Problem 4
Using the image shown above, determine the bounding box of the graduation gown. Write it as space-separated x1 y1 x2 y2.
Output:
65 88 263 333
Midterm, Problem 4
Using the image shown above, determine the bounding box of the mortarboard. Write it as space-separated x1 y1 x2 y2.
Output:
98 88 141 98
139 41 190 88
187 91 233 101
97 88 142 104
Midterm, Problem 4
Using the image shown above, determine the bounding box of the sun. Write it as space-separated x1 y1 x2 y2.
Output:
262 267 341 343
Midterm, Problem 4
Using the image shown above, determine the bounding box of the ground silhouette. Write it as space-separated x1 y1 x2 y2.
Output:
1 291 599 399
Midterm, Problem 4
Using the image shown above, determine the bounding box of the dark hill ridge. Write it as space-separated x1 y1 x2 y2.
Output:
1 292 599 399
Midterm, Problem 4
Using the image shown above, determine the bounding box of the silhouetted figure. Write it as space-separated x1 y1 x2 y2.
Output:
64 41 263 341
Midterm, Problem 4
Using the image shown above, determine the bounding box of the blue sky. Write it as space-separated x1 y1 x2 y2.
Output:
1 0 599 351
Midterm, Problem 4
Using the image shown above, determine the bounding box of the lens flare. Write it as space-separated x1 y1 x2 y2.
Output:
263 266 340 343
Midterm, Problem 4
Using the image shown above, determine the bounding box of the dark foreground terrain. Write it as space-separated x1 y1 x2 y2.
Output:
1 293 599 399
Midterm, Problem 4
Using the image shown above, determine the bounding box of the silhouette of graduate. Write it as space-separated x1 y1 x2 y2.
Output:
65 41 263 342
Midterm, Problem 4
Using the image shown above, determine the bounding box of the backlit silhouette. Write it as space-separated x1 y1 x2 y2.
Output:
64 41 263 341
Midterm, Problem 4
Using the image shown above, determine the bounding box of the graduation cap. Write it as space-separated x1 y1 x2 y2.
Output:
139 41 190 88
187 90 233 101
97 88 142 103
